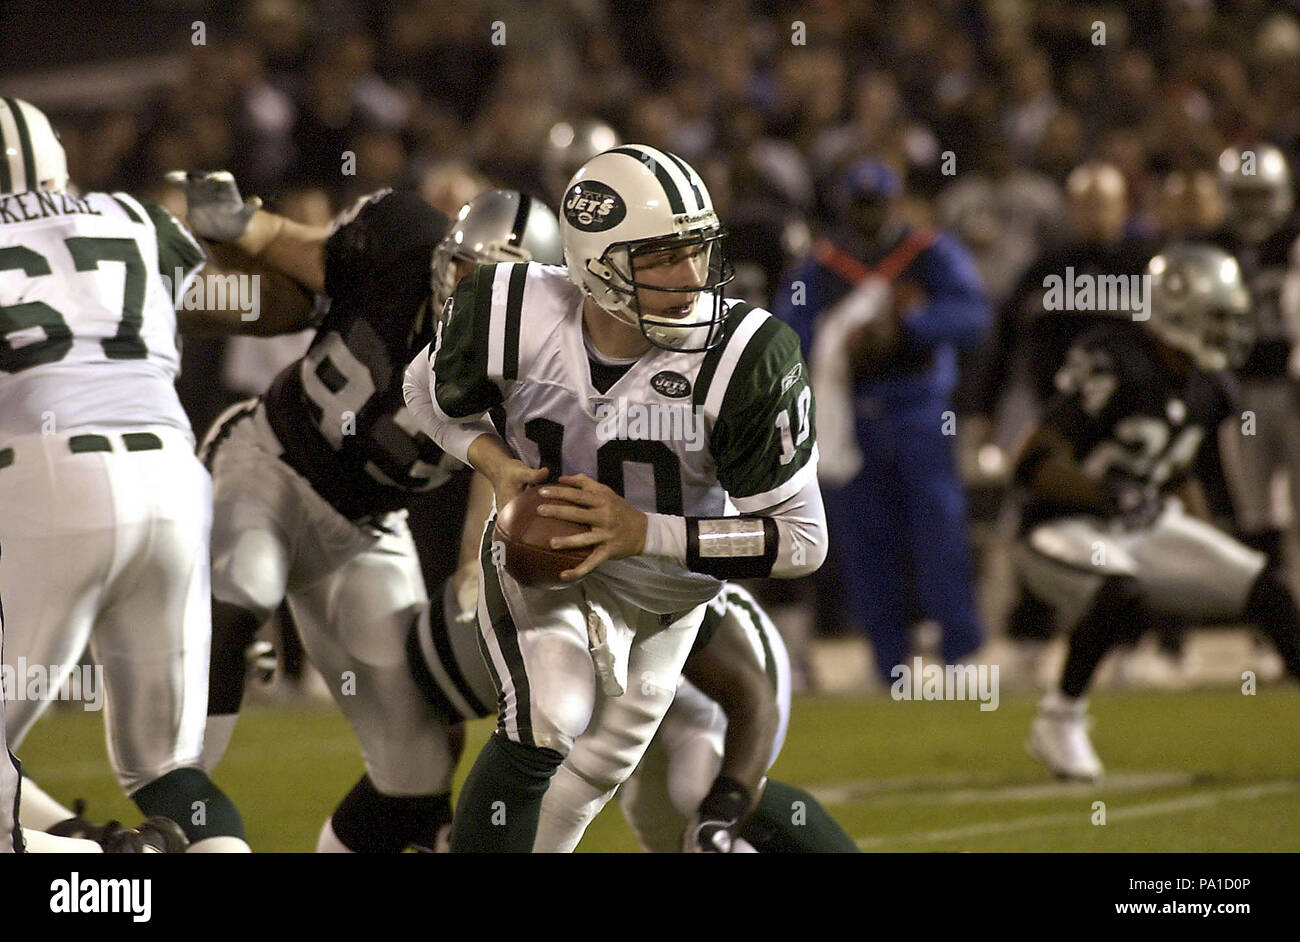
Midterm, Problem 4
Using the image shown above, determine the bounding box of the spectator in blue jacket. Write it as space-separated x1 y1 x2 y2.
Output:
776 158 990 683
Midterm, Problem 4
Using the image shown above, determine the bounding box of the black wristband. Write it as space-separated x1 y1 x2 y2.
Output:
685 516 779 579
699 776 752 824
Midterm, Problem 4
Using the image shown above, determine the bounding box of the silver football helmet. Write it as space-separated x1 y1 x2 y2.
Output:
431 189 563 309
1217 144 1294 243
1146 243 1253 371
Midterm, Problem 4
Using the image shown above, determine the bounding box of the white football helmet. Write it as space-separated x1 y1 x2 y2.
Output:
0 97 68 195
1217 144 1294 243
1146 243 1253 371
431 189 563 308
560 144 734 352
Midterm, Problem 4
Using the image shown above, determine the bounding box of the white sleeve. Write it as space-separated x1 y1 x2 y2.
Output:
403 341 497 466
642 473 828 579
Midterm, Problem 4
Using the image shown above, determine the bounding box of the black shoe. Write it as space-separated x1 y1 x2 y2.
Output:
47 799 113 844
98 821 148 853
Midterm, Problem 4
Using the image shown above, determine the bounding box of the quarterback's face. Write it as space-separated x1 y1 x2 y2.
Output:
630 243 709 319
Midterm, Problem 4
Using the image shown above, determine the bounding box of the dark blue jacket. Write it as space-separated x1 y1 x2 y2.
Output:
775 225 989 401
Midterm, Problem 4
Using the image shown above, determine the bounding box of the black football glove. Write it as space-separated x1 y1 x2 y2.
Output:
165 169 262 242
682 776 751 853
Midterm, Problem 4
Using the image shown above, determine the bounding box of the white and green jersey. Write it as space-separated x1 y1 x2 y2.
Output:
432 262 819 613
0 189 203 438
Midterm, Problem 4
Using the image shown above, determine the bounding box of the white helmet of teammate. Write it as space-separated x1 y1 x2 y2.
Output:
0 97 68 195
1146 243 1253 371
1217 144 1294 243
560 144 734 352
431 189 563 308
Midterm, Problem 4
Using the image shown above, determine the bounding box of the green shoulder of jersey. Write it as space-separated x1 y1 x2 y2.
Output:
695 303 816 504
111 192 205 295
432 261 511 418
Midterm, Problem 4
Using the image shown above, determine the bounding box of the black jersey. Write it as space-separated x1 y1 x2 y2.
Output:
1020 324 1236 529
1210 220 1300 378
263 190 459 521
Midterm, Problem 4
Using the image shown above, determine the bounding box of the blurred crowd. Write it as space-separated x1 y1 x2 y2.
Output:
37 0 1300 411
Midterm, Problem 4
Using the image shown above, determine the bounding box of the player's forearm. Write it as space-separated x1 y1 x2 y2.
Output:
1023 454 1110 513
682 628 779 805
1015 425 1110 513
403 345 499 466
177 251 316 336
458 472 496 569
1171 476 1210 520
231 210 329 295
642 478 828 579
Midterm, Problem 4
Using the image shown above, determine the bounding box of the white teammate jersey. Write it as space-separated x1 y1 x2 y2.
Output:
429 262 818 613
0 189 203 438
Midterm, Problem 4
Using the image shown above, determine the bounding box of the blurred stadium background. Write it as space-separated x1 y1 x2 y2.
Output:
4 0 1299 850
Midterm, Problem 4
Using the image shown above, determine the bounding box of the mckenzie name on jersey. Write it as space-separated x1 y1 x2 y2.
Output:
432 261 819 613
1021 323 1234 530
0 190 202 438
262 190 458 521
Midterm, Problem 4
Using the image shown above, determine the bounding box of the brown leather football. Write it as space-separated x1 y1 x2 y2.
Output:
492 485 591 589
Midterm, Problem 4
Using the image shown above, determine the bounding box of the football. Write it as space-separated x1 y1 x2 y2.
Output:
493 485 592 589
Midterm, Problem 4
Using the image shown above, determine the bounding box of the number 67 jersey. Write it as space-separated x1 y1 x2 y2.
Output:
0 189 200 438
421 261 819 614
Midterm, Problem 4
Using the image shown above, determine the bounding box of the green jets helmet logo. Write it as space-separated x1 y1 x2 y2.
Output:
564 181 626 232
650 370 691 398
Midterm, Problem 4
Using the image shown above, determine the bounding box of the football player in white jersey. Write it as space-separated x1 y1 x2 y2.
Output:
0 99 311 851
405 144 827 852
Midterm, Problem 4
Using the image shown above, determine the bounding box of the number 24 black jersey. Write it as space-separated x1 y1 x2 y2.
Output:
1021 323 1236 528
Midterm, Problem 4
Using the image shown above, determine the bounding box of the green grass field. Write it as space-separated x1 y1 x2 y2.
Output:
15 685 1300 851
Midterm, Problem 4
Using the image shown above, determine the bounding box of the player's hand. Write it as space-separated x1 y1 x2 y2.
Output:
165 170 263 242
682 776 751 853
535 474 648 580
1104 475 1163 530
488 458 549 512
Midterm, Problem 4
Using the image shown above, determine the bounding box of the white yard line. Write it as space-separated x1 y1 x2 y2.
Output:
855 780 1300 849
813 771 1199 806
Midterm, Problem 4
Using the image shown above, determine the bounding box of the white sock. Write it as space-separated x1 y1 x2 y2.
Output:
19 778 77 830
187 835 251 853
316 818 354 853
534 763 615 853
200 715 239 773
22 829 103 853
